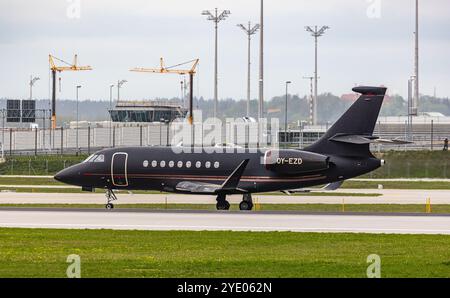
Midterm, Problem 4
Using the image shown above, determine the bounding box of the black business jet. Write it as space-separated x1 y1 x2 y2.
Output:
55 86 404 211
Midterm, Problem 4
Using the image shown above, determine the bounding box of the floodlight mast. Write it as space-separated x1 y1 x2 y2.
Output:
202 8 231 119
237 22 260 117
305 25 329 125
117 79 127 104
258 0 264 123
29 76 40 100
413 0 419 115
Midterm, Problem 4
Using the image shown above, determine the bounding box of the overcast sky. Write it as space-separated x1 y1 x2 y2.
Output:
0 0 449 102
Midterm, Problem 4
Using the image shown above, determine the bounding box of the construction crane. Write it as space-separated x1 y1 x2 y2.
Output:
49 54 92 129
130 58 199 124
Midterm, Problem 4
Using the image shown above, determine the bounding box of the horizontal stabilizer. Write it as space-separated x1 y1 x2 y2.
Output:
329 134 413 145
373 138 413 145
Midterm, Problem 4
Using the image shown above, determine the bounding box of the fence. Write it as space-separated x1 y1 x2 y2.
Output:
0 119 449 156
0 123 175 156
0 121 276 156
281 120 450 151
0 158 83 175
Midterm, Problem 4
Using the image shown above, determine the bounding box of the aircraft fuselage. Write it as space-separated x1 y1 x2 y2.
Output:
55 146 381 194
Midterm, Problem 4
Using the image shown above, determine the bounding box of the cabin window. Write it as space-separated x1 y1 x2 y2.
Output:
205 161 211 168
151 160 157 167
143 160 149 167
160 161 166 168
177 161 183 168
186 161 191 168
214 161 219 168
195 161 201 168
93 154 105 163
169 161 174 168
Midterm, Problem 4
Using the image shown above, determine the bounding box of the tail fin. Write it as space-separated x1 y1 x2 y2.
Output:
305 86 387 157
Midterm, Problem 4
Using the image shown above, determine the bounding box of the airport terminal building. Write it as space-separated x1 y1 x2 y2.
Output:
108 100 187 123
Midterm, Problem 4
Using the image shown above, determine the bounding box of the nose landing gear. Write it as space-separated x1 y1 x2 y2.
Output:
105 189 118 210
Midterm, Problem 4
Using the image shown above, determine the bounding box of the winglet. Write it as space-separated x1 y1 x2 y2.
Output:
220 159 250 190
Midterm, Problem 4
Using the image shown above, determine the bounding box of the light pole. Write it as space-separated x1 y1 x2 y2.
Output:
165 119 170 146
285 81 291 147
303 76 319 125
202 8 231 119
413 0 419 115
305 25 329 125
237 22 260 117
258 0 264 122
76 85 82 151
117 79 127 103
159 118 164 146
29 76 40 100
180 80 184 108
109 84 114 147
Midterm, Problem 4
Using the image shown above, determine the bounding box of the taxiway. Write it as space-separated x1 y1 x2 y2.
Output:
0 208 449 234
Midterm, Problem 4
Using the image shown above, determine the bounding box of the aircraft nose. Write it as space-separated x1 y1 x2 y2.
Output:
54 167 79 184
54 169 68 183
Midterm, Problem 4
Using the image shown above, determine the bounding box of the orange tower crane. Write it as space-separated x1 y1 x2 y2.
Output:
49 54 92 129
130 58 199 124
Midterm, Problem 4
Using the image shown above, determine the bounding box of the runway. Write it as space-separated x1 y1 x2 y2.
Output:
0 189 449 204
0 208 449 234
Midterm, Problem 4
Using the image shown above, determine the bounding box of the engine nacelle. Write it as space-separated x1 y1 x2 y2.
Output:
264 149 329 175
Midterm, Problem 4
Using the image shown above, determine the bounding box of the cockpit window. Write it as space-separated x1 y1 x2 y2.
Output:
83 154 96 163
93 154 105 163
82 154 105 163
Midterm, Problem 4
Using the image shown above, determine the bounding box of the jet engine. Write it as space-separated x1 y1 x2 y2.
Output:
264 149 329 175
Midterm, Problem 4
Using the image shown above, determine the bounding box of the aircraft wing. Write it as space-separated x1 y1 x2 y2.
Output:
175 159 250 194
175 181 223 193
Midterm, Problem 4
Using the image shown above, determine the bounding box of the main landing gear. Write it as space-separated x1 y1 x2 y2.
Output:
216 193 230 210
239 193 253 211
215 193 254 211
105 189 118 210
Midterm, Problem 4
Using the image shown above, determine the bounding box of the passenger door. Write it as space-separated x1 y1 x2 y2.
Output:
111 152 128 187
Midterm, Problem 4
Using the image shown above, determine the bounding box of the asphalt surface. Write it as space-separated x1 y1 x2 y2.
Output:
0 189 448 204
0 208 449 234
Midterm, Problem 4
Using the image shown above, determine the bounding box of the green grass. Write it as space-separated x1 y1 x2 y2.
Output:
0 154 88 175
0 228 449 277
0 203 448 213
365 151 450 178
342 180 450 190
0 177 61 186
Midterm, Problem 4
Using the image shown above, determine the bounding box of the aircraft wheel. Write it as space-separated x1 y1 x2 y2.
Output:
105 203 114 210
216 201 230 210
239 201 253 211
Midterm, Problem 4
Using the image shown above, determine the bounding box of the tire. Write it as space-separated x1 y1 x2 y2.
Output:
105 203 114 210
239 201 253 211
216 201 230 211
